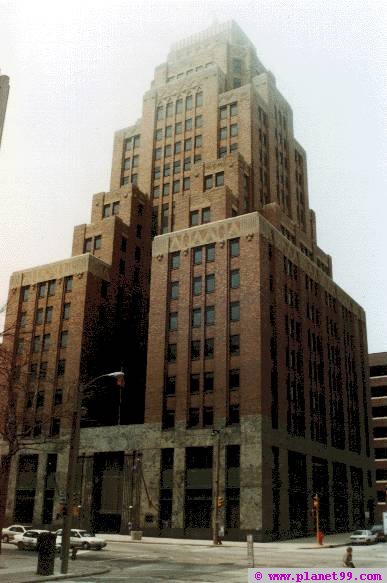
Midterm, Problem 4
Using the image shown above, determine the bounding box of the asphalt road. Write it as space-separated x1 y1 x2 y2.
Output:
58 540 387 583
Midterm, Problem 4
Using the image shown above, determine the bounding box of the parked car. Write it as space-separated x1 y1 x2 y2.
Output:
350 529 378 544
2 524 28 543
371 524 386 542
13 529 61 552
54 529 106 550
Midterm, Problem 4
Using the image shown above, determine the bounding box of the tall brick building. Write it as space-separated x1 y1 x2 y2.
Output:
1 22 374 540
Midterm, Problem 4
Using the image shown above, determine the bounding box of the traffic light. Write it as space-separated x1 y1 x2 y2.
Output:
217 496 225 509
313 494 319 510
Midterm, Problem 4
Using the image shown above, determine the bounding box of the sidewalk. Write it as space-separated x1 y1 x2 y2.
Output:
96 531 351 549
0 549 109 583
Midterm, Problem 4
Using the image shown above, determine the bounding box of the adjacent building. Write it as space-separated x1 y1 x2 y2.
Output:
370 352 387 521
1 21 374 540
0 71 10 147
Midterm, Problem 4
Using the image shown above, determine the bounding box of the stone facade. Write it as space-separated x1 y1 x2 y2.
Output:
1 21 374 540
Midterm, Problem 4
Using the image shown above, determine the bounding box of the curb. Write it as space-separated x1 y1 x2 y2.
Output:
14 567 110 583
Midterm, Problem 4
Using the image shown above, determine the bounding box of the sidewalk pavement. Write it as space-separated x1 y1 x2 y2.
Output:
95 531 352 549
0 549 109 583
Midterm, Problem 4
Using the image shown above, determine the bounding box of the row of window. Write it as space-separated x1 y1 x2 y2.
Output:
155 116 203 141
21 277 73 303
154 156 194 178
165 368 240 396
171 270 240 301
204 171 224 190
30 327 69 353
156 93 203 120
167 335 240 361
163 403 239 430
219 124 238 140
219 102 237 119
123 155 139 171
170 302 240 330
219 143 238 157
169 239 240 271
166 63 214 83
123 134 140 151
153 177 190 198
155 136 202 159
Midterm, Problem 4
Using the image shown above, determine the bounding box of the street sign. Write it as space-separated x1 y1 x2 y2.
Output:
247 534 254 568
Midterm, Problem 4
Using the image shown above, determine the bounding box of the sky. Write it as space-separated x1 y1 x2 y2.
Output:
0 0 386 352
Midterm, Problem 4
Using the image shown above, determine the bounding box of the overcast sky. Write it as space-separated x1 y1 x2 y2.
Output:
0 0 386 353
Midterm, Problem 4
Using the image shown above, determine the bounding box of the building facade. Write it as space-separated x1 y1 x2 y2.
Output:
0 71 10 147
370 352 387 521
1 22 374 540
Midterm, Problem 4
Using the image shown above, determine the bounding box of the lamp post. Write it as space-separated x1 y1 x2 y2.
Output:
60 371 124 575
211 429 222 545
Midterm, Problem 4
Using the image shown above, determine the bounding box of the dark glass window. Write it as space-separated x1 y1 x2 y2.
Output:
190 374 200 394
48 280 56 296
20 311 27 327
204 372 214 392
195 115 203 127
183 157 191 171
163 410 175 429
219 127 227 140
36 308 44 325
103 204 111 218
205 274 215 293
192 308 201 328
168 343 177 362
230 102 238 116
228 404 240 425
166 125 173 138
38 283 47 298
42 334 51 351
230 269 240 289
174 160 181 174
190 210 199 226
112 201 120 215
206 244 215 262
185 118 193 131
230 301 240 322
22 286 30 301
174 142 181 155
59 331 68 348
215 172 224 187
186 95 193 110
94 235 102 250
220 106 227 119
170 252 180 269
84 238 92 252
193 276 202 296
169 312 178 331
39 362 48 379
45 307 53 323
230 123 238 137
230 334 240 355
193 247 202 265
204 338 214 359
188 407 200 428
191 340 201 360
164 164 170 177
219 147 227 158
203 406 213 427
204 175 213 190
175 122 182 134
57 359 66 376
170 281 179 300
229 369 240 390
183 177 190 190
230 238 240 257
165 376 176 396
205 306 215 326
202 207 211 223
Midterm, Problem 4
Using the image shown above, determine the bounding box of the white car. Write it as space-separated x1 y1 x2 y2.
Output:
350 529 378 544
55 529 106 550
13 529 61 551
2 524 28 543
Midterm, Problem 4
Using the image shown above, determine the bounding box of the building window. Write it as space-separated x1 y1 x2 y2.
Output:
163 183 169 196
17 338 24 355
192 308 201 328
33 335 41 353
175 122 182 134
206 244 215 262
166 102 173 118
133 135 140 148
195 115 203 127
165 125 173 138
164 164 170 177
184 138 192 151
156 106 164 120
48 280 56 296
170 281 179 300
153 186 160 198
63 303 71 320
188 407 200 428
191 340 201 360
183 157 191 171
230 334 240 355
230 301 240 322
204 175 213 190
103 204 112 218
20 311 27 327
228 404 240 425
202 207 211 223
190 374 200 394
195 92 203 107
203 406 213 427
136 224 142 239
215 172 224 187
230 124 238 137
204 372 214 392
219 127 227 140
193 246 202 265
124 157 131 170
57 359 66 376
204 338 214 359
193 276 202 296
230 238 240 257
220 106 227 119
174 160 181 174
169 312 178 331
219 147 227 158
154 166 161 180
230 269 240 289
60 330 68 348
233 78 241 89
230 143 238 152
165 376 176 396
174 142 182 155
205 305 215 326
122 176 129 185
229 369 240 390
183 177 190 190
22 286 29 302
155 148 162 160
161 203 169 234
173 180 180 194
230 102 238 116
63 277 72 293
124 137 132 150
186 95 193 110
38 283 47 298
190 210 199 226
175 99 183 114
39 362 48 380
165 144 172 157
163 409 175 429
155 128 163 141
170 252 180 270
45 306 53 324
185 118 193 131
135 246 141 261
42 334 51 351
84 238 92 252
195 135 202 148
94 235 102 250
36 308 44 325
205 274 215 294
168 343 177 362
50 418 60 437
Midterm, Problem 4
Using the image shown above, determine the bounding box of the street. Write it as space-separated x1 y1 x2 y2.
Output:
7 537 387 583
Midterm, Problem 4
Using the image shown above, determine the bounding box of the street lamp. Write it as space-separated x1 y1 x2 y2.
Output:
60 371 124 574
211 429 222 545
